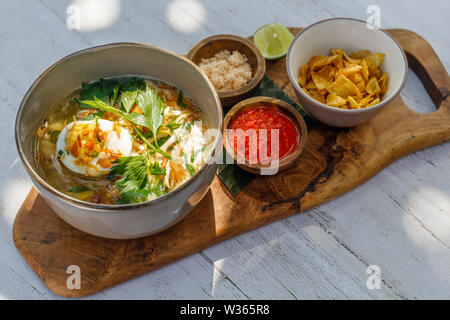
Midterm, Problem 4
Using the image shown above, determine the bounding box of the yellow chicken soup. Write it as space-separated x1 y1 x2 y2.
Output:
35 77 210 204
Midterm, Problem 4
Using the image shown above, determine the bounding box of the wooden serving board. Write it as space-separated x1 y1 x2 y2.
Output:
13 28 450 298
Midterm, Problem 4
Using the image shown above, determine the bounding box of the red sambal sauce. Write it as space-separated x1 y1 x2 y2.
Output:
227 105 300 164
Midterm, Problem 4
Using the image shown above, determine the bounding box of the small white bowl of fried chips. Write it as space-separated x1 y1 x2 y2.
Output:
286 18 407 127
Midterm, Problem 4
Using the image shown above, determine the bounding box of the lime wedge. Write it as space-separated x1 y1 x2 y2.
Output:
253 23 294 60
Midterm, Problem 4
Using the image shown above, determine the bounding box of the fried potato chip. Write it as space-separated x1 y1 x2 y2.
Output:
350 50 372 59
360 58 370 82
327 74 361 98
309 55 328 65
366 77 381 94
304 80 317 89
378 72 388 94
298 64 309 87
330 48 341 55
326 94 347 107
369 66 382 79
378 72 388 82
298 48 387 109
311 54 339 70
342 51 361 64
334 58 344 69
365 53 385 68
359 96 371 107
318 88 328 95
331 49 346 67
308 89 326 104
311 65 335 90
356 80 366 93
337 64 363 77
308 55 328 70
347 96 361 109
367 97 380 107
348 72 364 84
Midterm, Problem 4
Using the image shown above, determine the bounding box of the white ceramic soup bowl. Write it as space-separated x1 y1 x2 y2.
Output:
286 18 407 127
15 43 222 239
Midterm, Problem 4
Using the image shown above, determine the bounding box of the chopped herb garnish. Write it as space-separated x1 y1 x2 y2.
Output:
182 152 196 176
191 146 206 163
78 79 116 107
132 124 173 160
118 77 146 92
156 135 171 147
108 154 168 202
166 116 181 133
117 180 167 204
68 185 90 193
77 77 145 108
91 150 99 158
186 164 195 176
177 90 188 108
57 150 64 158
143 131 153 139
47 130 61 144
117 187 151 204
184 115 201 130
151 180 167 197
149 162 166 175
108 155 148 194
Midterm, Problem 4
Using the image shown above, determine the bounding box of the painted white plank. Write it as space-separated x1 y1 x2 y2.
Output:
88 253 248 300
202 219 401 299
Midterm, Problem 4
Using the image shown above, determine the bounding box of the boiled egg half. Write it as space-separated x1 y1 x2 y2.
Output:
56 119 132 177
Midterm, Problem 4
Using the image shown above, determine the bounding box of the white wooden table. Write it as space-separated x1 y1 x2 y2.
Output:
0 0 449 300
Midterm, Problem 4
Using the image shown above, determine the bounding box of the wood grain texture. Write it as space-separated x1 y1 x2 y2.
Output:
12 28 450 298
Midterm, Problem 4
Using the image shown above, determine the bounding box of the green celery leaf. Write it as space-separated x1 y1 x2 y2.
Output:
149 162 166 175
151 180 167 197
117 187 150 204
119 77 145 92
123 111 151 128
108 155 148 194
136 88 165 145
111 84 120 106
120 91 138 113
118 78 146 112
78 79 119 107
77 77 145 109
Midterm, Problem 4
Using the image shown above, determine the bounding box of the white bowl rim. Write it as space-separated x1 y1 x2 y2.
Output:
286 17 408 114
15 42 223 211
